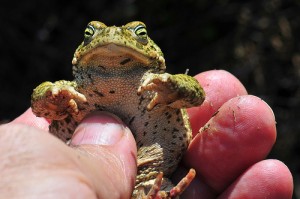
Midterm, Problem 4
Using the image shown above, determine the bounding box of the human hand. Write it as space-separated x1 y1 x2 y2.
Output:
1 70 293 198
1 111 137 198
173 70 293 198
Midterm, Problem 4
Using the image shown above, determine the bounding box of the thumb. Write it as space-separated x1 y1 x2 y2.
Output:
70 112 137 199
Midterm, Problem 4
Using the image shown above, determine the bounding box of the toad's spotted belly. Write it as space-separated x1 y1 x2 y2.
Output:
63 71 192 176
78 84 192 179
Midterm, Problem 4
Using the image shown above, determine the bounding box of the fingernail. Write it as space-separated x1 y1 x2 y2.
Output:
70 112 128 146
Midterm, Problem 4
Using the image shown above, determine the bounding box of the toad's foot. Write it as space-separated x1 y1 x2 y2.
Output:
138 73 205 111
136 169 196 199
31 80 86 122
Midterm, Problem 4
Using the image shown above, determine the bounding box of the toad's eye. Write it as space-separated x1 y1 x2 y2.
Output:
134 25 148 44
84 25 95 39
134 25 147 37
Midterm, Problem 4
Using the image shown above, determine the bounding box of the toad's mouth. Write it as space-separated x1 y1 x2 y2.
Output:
72 43 154 68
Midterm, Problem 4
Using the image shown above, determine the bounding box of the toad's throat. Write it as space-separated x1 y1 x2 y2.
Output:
74 44 152 68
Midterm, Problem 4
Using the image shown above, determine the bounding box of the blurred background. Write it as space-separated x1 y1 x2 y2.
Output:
0 0 299 197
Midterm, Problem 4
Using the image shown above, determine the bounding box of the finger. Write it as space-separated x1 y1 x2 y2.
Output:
70 112 137 198
0 123 102 198
188 70 247 136
7 111 138 199
218 160 293 199
184 95 276 193
12 108 50 131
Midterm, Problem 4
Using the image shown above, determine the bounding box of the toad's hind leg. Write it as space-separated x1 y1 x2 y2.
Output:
135 169 196 199
49 116 78 142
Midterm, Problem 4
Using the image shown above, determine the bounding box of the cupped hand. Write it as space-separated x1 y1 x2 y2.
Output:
0 70 293 199
174 70 293 199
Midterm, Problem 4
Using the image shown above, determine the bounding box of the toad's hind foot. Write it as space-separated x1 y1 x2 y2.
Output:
169 169 196 198
136 169 196 199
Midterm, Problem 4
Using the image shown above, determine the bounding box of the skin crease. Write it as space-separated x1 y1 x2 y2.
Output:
0 70 293 199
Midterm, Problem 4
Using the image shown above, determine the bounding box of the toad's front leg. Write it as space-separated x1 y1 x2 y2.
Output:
137 73 205 111
31 80 87 122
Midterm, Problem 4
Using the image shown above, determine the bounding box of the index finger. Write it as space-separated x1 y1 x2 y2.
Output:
12 108 50 131
188 70 248 136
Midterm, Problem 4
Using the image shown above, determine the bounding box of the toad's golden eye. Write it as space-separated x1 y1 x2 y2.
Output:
84 25 95 39
83 25 95 45
134 25 147 37
134 25 148 44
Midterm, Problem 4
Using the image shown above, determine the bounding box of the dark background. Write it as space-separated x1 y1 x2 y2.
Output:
0 0 299 197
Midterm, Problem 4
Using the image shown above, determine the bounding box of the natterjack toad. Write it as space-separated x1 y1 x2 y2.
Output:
31 21 205 198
